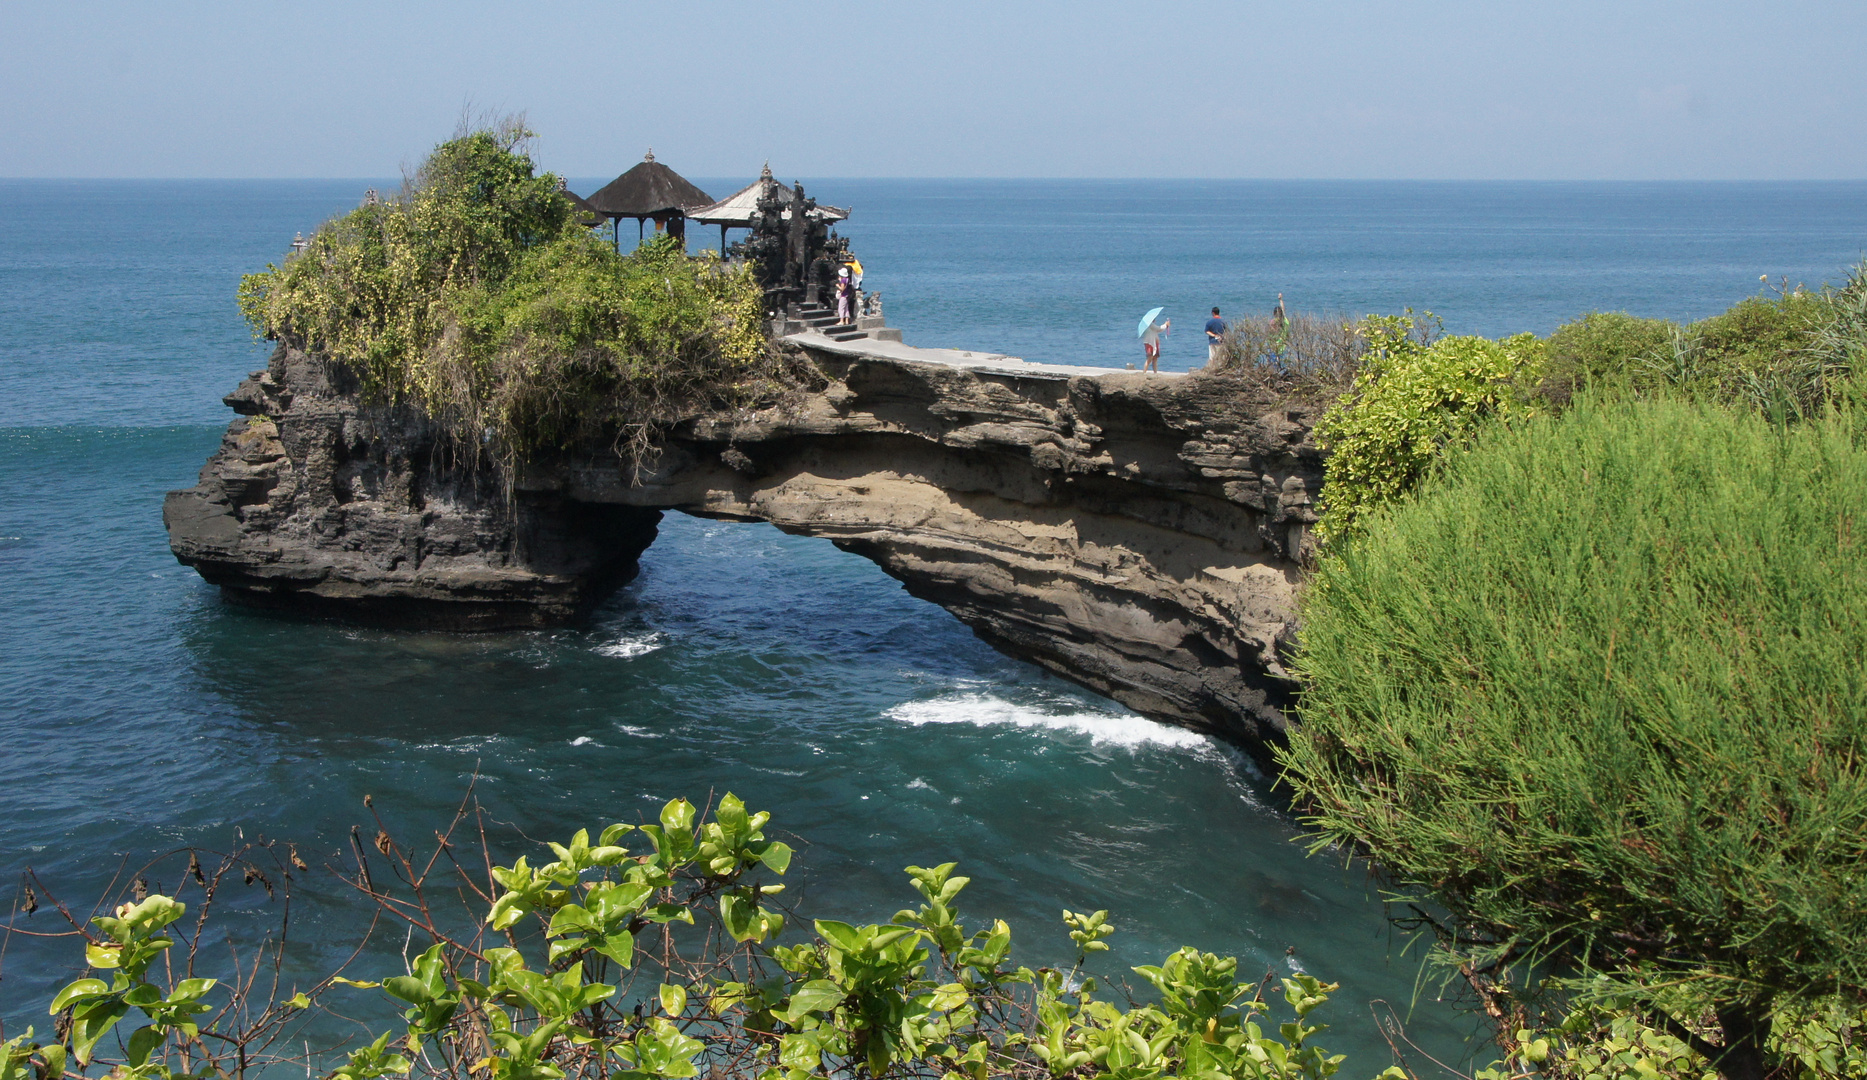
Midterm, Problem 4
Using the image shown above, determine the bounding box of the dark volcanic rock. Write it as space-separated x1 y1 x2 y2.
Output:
165 346 662 631
167 339 1326 750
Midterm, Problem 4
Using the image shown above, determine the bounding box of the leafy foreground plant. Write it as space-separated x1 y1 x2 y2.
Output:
1282 396 1867 1080
3 794 1375 1080
236 120 789 471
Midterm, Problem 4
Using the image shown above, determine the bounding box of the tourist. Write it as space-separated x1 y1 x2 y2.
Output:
1141 316 1170 373
845 255 864 291
1272 292 1287 331
835 267 855 325
1205 307 1226 365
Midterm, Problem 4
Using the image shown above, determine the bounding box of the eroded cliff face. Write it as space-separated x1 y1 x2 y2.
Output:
167 340 1325 749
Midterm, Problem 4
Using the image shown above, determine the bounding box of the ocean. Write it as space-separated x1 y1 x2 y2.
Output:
3 177 1865 1066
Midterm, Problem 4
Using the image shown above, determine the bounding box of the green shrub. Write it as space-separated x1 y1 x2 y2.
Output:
1311 316 1545 542
1693 292 1827 373
1538 288 1849 419
448 234 769 461
1281 396 1867 1080
237 122 775 467
1540 311 1679 403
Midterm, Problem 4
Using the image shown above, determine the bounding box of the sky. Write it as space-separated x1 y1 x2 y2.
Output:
2 0 1864 180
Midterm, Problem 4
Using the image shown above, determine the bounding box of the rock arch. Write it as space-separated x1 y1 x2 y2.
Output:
166 339 1325 751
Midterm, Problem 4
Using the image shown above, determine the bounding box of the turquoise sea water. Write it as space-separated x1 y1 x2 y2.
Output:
3 178 1865 1065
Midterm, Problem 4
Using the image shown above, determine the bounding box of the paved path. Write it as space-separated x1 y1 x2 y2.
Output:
786 328 1186 381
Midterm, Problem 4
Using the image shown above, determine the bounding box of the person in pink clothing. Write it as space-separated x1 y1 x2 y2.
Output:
1140 317 1170 373
835 267 855 325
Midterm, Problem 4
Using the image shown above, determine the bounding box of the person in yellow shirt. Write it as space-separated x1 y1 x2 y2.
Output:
844 256 864 291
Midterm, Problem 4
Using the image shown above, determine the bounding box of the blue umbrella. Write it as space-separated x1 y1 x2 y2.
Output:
1137 307 1165 338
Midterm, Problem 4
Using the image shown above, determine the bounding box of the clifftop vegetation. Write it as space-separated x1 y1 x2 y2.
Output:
1209 264 1867 541
1284 397 1867 1080
236 121 785 470
1272 269 1867 1080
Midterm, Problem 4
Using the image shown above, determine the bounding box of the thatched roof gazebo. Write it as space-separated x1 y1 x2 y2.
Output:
557 179 603 228
686 163 849 253
585 149 712 247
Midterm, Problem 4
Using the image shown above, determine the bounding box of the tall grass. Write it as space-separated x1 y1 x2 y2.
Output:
1280 395 1867 1070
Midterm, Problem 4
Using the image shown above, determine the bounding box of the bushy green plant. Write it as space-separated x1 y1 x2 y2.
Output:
1311 315 1544 541
1474 988 1867 1080
6 795 1378 1080
236 122 777 468
1539 312 1679 404
1537 285 1854 419
1692 291 1827 374
1281 396 1867 1080
448 234 769 461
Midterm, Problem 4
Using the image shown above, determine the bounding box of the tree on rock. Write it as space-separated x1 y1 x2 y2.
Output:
1280 396 1867 1080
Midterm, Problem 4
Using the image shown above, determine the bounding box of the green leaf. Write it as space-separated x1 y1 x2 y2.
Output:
69 1001 128 1065
779 1031 822 1072
757 841 793 875
594 931 635 969
547 904 596 937
167 978 217 1003
782 979 845 1017
660 798 695 834
125 1025 163 1068
716 793 750 836
659 984 687 1017
382 975 435 1004
814 920 864 953
49 978 109 1013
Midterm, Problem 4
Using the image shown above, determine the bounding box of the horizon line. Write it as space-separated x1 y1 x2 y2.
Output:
5 175 1867 184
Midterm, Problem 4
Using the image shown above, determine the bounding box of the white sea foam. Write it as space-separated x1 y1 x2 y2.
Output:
595 632 664 659
884 693 1209 750
905 778 932 790
569 736 596 747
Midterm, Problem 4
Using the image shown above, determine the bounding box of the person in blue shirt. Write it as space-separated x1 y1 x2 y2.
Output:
1205 308 1227 366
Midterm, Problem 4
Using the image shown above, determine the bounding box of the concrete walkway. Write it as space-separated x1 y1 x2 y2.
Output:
785 328 1187 380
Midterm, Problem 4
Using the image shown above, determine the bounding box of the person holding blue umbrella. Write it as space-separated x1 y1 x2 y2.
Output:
1138 307 1170 373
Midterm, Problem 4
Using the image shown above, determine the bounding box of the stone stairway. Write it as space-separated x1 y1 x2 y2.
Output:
793 302 871 341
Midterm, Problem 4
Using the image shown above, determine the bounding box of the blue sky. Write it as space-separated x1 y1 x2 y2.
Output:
2 0 1863 179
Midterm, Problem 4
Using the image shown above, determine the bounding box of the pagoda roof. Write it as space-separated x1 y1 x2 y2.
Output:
685 164 849 228
557 181 603 227
585 150 713 219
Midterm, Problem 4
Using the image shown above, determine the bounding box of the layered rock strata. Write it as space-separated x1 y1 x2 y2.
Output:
167 339 1325 749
